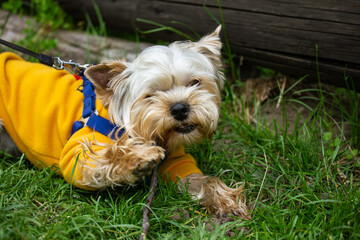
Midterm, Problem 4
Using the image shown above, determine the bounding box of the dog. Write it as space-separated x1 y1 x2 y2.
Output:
0 26 249 218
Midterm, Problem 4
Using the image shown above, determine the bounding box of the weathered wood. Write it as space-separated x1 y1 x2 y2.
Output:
0 9 151 64
57 0 360 90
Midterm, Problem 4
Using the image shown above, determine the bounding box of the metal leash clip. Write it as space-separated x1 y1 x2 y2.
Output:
0 39 93 74
52 57 92 75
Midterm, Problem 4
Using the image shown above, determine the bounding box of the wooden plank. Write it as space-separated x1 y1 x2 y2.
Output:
163 0 360 24
0 9 151 64
136 1 360 63
57 0 360 90
238 47 360 84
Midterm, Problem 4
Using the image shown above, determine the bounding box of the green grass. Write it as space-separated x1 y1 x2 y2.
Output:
1 78 359 239
214 83 360 239
1 0 360 239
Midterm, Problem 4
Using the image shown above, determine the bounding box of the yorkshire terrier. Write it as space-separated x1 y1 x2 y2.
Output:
0 26 249 218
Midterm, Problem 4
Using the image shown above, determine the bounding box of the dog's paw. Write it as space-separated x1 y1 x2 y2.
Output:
181 174 251 219
201 177 250 219
133 159 157 176
129 144 165 180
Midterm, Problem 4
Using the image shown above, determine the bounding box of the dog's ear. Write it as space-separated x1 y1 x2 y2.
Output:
189 25 224 89
84 61 127 90
84 61 127 108
191 25 222 69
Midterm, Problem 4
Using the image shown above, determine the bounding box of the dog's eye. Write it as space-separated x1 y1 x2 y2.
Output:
145 94 153 99
188 79 200 87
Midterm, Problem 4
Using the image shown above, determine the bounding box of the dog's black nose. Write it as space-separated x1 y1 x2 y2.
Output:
170 102 190 121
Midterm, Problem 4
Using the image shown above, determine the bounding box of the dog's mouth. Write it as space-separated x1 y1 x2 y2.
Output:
174 124 198 134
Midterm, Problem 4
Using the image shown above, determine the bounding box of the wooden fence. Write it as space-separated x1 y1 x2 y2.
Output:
58 0 360 90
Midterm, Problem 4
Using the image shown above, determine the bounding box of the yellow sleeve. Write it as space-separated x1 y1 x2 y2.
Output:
158 146 203 182
59 127 114 191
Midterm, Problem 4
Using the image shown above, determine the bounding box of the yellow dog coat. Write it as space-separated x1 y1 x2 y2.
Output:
0 52 202 190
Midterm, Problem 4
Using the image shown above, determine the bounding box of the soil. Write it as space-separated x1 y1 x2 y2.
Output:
242 75 354 138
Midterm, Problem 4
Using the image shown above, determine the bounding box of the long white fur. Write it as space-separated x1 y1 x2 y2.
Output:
107 36 224 129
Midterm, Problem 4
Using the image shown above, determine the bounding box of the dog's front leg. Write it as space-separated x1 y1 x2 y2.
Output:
180 173 250 219
112 139 166 185
62 136 165 189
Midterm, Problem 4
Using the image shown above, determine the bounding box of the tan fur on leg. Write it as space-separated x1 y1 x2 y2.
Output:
78 136 165 189
181 173 250 219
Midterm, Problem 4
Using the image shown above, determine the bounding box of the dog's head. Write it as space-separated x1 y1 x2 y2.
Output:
85 26 224 151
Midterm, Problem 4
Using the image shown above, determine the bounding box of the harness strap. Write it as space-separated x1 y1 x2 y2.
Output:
70 72 124 140
82 78 96 118
87 113 125 139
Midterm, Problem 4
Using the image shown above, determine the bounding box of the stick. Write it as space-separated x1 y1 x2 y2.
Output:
276 75 287 109
139 164 159 240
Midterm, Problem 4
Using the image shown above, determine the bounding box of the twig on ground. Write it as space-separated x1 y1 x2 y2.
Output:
276 76 287 108
139 164 159 240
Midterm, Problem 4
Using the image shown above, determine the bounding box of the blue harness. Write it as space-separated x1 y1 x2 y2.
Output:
70 71 125 139
71 71 168 185
0 39 123 140
70 71 167 182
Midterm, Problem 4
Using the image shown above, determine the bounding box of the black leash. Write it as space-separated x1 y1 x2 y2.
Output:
0 38 89 74
0 38 54 66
